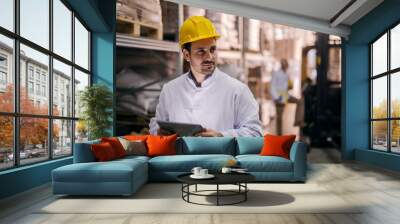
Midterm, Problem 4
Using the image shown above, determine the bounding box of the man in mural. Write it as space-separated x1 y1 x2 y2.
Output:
149 16 262 137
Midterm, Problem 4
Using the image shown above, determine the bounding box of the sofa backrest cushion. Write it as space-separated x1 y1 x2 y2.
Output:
177 137 235 155
236 137 264 155
73 139 100 163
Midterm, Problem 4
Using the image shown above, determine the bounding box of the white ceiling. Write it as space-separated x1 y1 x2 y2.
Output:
167 0 384 38
226 0 353 23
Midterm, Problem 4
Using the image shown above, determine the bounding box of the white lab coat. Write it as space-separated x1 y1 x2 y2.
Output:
149 68 262 137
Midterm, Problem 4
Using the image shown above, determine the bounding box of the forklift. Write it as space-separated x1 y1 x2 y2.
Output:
301 33 342 148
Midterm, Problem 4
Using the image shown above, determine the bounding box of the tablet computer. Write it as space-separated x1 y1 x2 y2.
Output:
157 120 204 136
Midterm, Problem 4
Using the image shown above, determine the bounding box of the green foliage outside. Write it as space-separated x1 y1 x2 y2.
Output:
372 99 400 143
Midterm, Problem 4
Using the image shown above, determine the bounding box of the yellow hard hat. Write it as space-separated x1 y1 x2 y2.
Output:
179 16 220 46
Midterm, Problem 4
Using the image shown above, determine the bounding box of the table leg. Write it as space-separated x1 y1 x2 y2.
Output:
245 183 247 201
181 184 183 199
187 184 190 202
217 184 219 206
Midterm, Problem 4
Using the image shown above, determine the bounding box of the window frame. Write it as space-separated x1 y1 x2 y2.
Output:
370 20 400 154
0 0 92 171
0 53 7 87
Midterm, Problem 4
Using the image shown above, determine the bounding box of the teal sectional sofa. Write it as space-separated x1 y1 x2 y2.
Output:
52 137 307 196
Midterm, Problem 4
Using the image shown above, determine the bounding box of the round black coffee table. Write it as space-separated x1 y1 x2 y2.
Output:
177 173 255 206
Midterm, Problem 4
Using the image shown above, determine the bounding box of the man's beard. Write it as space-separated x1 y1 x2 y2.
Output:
200 61 215 75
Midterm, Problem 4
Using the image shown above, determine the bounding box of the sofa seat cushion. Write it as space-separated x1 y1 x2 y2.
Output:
149 154 235 172
53 159 147 183
236 155 293 172
116 155 150 163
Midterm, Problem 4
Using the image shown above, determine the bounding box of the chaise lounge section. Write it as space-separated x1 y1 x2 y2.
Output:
52 140 149 196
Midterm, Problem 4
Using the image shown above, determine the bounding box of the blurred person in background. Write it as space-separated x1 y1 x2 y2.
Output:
270 58 299 135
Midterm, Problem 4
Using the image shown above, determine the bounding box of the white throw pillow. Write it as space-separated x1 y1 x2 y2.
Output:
118 137 147 156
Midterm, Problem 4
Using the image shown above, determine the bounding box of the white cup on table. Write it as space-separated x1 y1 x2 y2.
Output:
200 169 208 176
191 167 202 176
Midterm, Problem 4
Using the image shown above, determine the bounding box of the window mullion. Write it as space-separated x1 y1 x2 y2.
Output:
388 30 391 152
49 0 53 160
13 0 20 167
71 11 76 154
370 45 373 149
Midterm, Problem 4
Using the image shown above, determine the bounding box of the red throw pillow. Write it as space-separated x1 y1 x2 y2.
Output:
260 134 296 159
91 142 117 161
146 134 178 157
101 137 126 158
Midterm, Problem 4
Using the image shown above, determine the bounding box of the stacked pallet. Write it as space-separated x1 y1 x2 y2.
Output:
327 47 341 82
206 12 239 50
244 18 260 52
247 66 263 99
260 22 275 52
184 6 206 18
116 0 163 40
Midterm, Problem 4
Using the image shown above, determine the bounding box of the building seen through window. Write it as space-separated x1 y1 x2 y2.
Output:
0 0 91 170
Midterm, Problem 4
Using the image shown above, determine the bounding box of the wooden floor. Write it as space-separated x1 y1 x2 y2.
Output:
1 148 400 224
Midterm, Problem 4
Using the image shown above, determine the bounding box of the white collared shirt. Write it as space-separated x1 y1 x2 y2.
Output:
149 68 262 137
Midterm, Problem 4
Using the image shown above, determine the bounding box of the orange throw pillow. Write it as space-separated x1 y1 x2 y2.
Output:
146 134 178 157
124 135 148 142
91 142 117 161
260 134 296 159
101 137 126 158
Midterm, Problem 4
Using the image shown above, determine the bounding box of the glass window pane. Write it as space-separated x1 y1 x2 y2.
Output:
391 24 400 70
74 18 89 70
372 121 388 151
0 0 14 31
20 117 49 165
53 119 72 158
372 77 387 119
20 0 49 49
53 0 72 60
0 116 14 170
391 120 400 153
75 120 88 143
391 72 400 118
0 34 14 113
20 44 49 115
53 59 72 117
74 69 89 118
372 33 387 76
